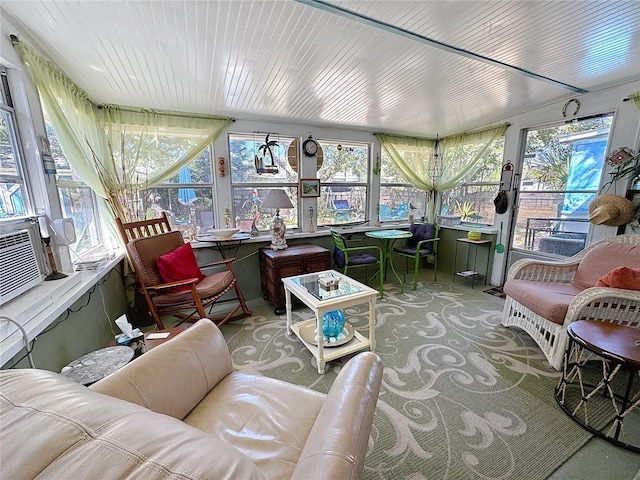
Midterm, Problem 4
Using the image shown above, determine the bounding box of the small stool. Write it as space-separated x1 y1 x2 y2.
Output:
60 346 134 386
554 320 640 453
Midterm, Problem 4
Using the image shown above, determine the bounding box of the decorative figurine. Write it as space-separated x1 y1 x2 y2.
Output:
250 212 260 237
309 206 316 233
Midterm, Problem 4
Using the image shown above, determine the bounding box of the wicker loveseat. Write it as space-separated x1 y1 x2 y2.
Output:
501 234 640 370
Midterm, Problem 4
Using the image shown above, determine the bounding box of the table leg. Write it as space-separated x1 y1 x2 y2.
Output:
316 307 325 374
471 243 477 288
285 287 293 335
368 296 376 352
383 239 405 293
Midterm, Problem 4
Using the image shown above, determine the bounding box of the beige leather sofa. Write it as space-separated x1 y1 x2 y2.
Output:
0 319 383 479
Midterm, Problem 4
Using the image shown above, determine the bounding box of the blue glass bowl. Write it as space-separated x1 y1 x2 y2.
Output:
322 309 345 339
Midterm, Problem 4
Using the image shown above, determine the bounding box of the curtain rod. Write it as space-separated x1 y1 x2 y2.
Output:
374 122 511 139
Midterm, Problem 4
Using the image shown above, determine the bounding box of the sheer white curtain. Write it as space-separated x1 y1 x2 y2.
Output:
15 40 232 225
377 124 507 221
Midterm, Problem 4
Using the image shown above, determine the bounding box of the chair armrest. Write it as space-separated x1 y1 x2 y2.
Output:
507 257 581 283
146 277 199 291
416 237 439 250
291 352 383 480
565 286 640 328
90 319 233 420
199 258 235 269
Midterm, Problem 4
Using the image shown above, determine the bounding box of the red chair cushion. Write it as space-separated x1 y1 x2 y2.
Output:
156 243 205 292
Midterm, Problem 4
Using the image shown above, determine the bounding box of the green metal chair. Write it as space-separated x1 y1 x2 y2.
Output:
330 230 384 298
392 223 440 290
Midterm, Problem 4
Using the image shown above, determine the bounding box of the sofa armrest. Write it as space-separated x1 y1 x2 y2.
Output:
91 319 232 420
565 286 640 328
507 257 581 283
291 351 383 480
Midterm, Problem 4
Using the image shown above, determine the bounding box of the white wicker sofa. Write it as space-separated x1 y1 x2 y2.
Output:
501 234 640 370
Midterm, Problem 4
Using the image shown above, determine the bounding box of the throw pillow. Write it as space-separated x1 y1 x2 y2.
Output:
156 243 205 292
595 266 640 291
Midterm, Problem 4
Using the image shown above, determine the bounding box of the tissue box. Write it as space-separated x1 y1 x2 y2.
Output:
318 276 340 290
116 328 147 358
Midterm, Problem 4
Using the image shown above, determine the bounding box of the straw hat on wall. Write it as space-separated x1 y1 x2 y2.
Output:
588 194 635 226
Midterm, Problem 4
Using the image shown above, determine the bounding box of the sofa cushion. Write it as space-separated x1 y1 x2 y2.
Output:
503 279 582 325
572 242 640 290
0 369 266 480
152 269 234 306
156 242 205 292
184 371 325 480
595 266 640 290
91 319 233 421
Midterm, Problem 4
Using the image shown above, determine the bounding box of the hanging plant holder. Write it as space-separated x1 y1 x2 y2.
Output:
254 131 280 175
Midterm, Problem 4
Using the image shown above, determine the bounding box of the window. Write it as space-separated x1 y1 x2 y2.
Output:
140 147 214 234
512 114 613 256
229 132 298 231
380 153 427 222
46 120 102 254
440 138 505 224
0 69 30 219
317 141 369 225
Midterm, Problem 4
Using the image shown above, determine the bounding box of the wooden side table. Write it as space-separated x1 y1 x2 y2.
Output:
106 325 189 352
260 244 330 314
554 320 640 453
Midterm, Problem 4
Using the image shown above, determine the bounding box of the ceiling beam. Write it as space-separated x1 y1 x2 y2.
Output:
296 0 588 94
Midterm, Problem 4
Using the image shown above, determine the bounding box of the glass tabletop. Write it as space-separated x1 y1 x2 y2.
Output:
365 229 412 239
291 271 366 301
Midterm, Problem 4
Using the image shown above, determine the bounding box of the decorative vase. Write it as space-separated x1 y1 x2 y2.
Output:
322 309 345 339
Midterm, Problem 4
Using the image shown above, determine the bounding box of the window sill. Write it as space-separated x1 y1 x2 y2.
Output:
190 222 415 248
0 252 124 367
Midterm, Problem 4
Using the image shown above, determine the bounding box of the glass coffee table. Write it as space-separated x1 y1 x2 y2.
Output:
282 270 377 374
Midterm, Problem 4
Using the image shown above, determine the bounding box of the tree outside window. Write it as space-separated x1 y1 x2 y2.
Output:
317 141 369 225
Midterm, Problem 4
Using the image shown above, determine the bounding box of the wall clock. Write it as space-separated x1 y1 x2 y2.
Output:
302 135 318 157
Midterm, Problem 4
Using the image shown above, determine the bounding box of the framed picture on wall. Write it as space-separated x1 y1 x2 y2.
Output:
617 189 640 235
300 178 320 198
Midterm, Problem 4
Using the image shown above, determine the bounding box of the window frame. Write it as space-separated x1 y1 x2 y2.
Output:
0 68 31 221
316 139 370 226
229 132 299 232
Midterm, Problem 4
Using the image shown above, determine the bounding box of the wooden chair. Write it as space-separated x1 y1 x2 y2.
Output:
392 223 440 290
117 211 172 243
330 229 384 298
116 215 252 329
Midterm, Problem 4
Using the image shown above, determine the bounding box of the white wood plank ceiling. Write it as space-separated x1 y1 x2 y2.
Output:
1 1 639 137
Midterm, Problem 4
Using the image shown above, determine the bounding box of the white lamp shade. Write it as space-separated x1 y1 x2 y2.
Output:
261 189 294 210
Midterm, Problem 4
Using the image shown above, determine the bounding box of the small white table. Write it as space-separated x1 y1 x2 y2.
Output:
282 270 377 374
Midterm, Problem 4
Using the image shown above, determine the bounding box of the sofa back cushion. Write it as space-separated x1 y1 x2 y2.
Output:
91 319 233 421
572 242 640 290
0 369 265 480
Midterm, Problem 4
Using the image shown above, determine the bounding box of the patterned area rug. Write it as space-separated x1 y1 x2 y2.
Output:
222 281 593 480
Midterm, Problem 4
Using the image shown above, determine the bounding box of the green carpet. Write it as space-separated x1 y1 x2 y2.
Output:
221 280 593 480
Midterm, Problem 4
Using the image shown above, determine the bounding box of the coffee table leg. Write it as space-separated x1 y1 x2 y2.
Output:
317 308 325 374
369 296 376 352
285 287 293 335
